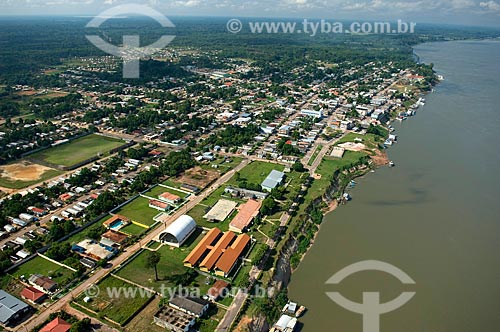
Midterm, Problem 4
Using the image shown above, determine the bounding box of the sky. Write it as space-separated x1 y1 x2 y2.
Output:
1 0 500 27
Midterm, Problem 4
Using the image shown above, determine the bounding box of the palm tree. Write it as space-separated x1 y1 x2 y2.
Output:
146 251 161 281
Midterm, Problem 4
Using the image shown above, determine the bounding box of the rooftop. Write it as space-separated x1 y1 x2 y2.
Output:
229 199 262 232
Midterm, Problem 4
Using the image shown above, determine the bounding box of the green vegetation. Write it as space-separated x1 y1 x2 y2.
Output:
228 161 285 188
10 255 73 284
114 197 160 227
75 275 153 325
29 134 124 167
115 229 209 291
308 145 323 166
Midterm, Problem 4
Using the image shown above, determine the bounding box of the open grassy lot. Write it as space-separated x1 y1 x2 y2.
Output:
29 134 125 167
124 296 166 332
120 223 148 236
336 133 382 150
10 255 74 285
227 161 285 186
115 229 209 290
75 275 152 325
196 306 227 332
296 151 368 218
114 197 160 227
161 179 182 188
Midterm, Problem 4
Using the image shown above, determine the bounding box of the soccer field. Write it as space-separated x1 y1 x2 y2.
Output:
30 134 125 167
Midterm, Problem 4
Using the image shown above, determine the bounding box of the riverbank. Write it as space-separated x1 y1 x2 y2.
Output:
288 40 500 332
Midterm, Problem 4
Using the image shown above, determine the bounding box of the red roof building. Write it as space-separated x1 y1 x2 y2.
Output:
20 286 46 303
40 317 71 332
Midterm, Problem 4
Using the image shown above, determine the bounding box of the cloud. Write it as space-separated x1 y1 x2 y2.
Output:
479 0 500 11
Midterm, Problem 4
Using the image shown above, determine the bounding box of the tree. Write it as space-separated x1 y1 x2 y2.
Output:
146 251 161 281
292 161 306 172
261 197 277 216
70 318 92 332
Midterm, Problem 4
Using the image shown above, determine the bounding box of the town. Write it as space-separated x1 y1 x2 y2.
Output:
0 39 436 332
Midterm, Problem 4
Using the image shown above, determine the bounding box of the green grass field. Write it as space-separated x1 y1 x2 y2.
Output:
114 197 160 227
227 161 285 187
10 255 74 285
75 275 152 325
30 134 125 167
115 229 211 291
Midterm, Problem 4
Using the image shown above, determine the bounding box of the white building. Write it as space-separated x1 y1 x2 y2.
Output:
158 215 197 247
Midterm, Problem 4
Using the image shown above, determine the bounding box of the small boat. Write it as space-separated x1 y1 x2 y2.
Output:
389 161 395 167
295 305 306 318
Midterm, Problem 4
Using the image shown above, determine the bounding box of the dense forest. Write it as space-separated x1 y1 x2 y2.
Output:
1 16 498 87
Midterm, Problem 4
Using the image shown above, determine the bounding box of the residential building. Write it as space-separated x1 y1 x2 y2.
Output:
28 274 58 294
40 317 71 332
20 286 46 304
207 280 230 302
158 192 181 205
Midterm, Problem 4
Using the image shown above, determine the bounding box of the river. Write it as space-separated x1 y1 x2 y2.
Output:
288 40 500 332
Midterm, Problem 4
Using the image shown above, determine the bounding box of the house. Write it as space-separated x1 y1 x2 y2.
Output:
72 239 116 261
28 275 58 294
207 280 230 301
40 317 71 332
158 192 181 205
100 230 128 248
261 170 285 192
20 286 46 304
103 214 130 231
229 199 262 233
58 193 73 202
19 213 35 223
28 207 46 217
0 290 30 326
169 296 209 318
149 199 171 212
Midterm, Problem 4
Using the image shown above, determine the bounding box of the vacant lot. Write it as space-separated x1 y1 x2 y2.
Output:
30 134 125 167
176 166 219 189
124 296 166 332
10 255 74 285
228 161 285 187
0 161 61 189
75 275 153 325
